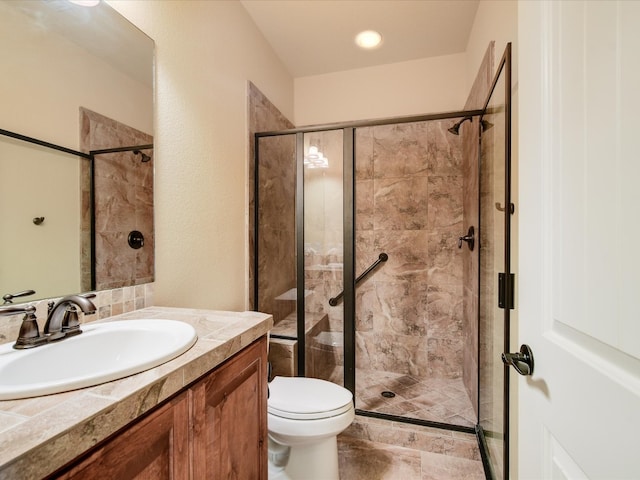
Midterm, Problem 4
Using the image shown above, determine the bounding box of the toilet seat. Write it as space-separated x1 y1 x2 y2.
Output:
268 376 353 420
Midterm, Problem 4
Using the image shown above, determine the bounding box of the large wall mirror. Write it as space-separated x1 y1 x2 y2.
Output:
0 0 154 304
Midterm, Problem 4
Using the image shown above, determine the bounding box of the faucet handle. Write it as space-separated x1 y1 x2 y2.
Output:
2 289 36 305
14 310 46 350
62 305 82 337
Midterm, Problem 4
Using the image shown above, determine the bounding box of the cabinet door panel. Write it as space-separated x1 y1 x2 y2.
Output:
192 337 268 480
55 392 190 480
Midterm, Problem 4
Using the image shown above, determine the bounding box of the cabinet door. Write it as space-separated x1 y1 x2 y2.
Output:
55 392 190 480
192 337 268 480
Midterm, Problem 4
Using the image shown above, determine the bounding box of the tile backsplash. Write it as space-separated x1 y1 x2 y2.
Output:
0 283 154 346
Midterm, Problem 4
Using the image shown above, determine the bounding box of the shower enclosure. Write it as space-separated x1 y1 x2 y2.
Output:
253 45 512 479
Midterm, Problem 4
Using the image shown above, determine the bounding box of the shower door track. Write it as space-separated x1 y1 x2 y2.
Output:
355 409 475 435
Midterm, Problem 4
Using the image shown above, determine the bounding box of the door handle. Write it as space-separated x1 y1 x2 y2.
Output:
502 344 534 376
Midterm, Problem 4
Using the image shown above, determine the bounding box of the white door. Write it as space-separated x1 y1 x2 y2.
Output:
518 1 640 478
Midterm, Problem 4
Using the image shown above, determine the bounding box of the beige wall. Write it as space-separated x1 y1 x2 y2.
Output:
108 0 294 311
294 54 468 126
0 2 152 147
465 0 518 94
0 142 81 298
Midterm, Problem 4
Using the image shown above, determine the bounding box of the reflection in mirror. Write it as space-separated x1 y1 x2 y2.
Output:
83 109 154 291
0 0 154 303
0 136 88 302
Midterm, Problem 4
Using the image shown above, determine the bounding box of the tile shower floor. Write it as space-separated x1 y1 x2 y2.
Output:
330 368 477 428
338 416 485 480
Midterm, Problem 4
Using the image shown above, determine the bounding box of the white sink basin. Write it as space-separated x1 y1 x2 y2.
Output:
0 319 197 400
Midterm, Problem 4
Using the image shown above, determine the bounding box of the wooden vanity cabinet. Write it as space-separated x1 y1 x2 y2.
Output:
53 337 268 480
192 336 268 479
56 392 191 479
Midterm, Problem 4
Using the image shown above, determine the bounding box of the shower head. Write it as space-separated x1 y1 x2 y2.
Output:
480 120 494 132
447 116 473 135
133 150 152 163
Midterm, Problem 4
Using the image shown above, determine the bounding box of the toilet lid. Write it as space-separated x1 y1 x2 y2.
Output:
268 376 353 420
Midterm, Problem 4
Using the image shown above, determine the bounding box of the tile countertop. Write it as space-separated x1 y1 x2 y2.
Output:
0 306 273 480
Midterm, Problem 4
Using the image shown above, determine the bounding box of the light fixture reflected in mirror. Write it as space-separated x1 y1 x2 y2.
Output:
304 145 329 169
68 0 100 6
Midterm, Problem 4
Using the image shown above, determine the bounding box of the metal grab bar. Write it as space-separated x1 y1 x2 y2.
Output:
328 253 388 306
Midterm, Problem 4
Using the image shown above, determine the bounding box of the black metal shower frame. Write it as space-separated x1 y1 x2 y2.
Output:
475 43 513 480
253 108 483 411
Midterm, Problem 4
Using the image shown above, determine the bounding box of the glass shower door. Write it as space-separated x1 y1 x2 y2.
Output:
302 130 344 385
478 43 512 480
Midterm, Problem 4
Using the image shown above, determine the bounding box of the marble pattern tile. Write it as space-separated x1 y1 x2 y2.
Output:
427 284 463 339
339 436 422 479
369 281 430 337
371 123 430 179
247 82 295 311
343 369 477 429
338 417 485 480
426 121 464 175
356 179 374 231
80 108 154 291
355 127 374 180
374 176 429 230
427 227 463 286
427 175 463 229
373 230 430 283
420 451 485 480
356 331 430 377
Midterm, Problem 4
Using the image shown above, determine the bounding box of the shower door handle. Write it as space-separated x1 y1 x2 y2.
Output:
502 344 534 376
458 226 475 251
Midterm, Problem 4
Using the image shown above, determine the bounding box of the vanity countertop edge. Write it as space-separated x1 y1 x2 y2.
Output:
0 306 273 479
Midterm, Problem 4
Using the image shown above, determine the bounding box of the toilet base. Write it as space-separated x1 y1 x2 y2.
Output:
284 436 339 480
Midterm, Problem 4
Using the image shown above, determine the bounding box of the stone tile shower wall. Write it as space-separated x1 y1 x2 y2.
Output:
80 108 154 290
354 121 464 380
247 82 295 318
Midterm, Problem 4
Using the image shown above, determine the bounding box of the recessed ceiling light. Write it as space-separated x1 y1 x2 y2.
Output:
355 30 383 50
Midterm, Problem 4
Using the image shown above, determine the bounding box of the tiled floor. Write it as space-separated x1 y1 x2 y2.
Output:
331 368 477 428
338 416 486 480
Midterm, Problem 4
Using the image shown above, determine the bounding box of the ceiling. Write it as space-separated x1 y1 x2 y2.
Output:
240 0 480 78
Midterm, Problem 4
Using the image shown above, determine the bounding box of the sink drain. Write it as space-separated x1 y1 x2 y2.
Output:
381 391 396 398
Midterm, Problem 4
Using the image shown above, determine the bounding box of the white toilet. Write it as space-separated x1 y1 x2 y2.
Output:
267 376 355 480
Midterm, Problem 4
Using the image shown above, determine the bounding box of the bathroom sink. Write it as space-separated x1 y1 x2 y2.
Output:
0 319 197 400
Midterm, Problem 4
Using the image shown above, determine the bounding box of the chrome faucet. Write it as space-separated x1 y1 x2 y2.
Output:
44 295 97 341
